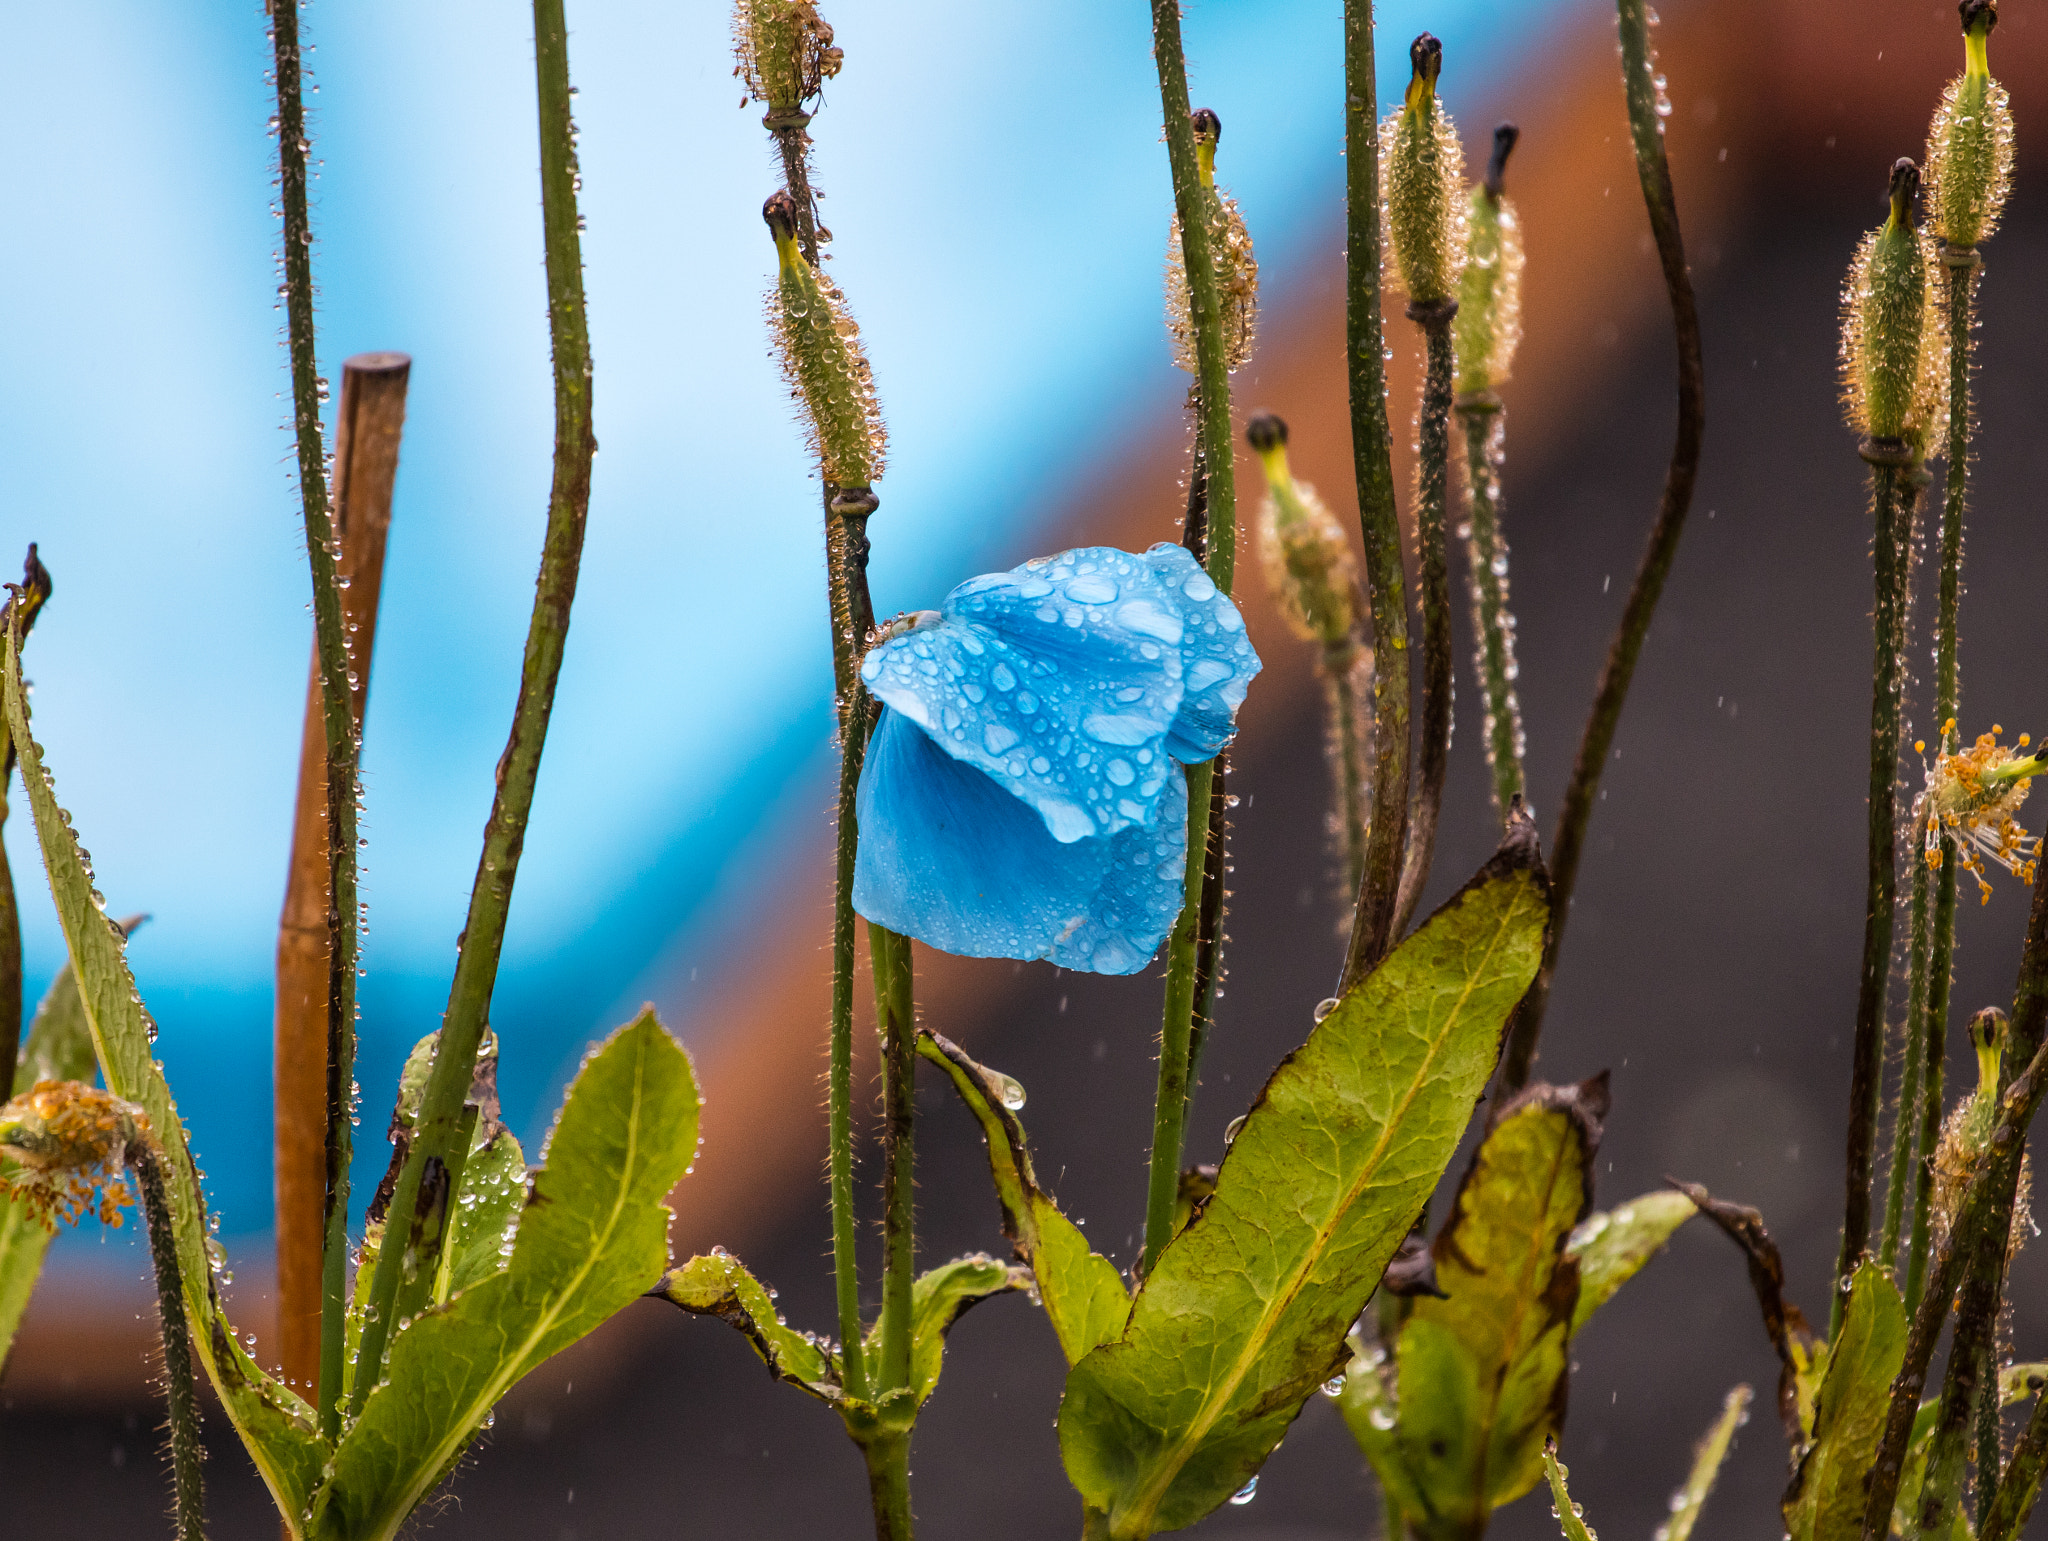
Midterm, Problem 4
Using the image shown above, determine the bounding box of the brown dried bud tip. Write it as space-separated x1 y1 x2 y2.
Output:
1960 0 1997 36
1485 123 1519 201
1409 33 1442 89
762 190 799 243
1244 412 1287 453
1190 107 1221 145
1888 157 1920 226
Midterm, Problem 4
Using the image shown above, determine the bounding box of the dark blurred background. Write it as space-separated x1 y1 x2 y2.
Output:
9 0 2048 1536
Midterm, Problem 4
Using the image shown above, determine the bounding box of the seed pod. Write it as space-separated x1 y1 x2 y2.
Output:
1381 34 1467 305
1247 414 1357 647
733 0 843 115
1454 124 1525 396
1924 0 2013 250
1840 160 1928 442
763 191 886 489
1166 108 1260 375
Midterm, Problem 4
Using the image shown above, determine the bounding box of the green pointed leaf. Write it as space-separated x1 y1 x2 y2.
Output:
440 1120 527 1301
3 633 326 1521
1542 1443 1599 1541
1393 1077 1606 1538
1659 1384 1751 1541
0 1188 52 1373
919 1030 1129 1365
659 1249 844 1404
874 1252 1028 1407
1782 1262 1907 1541
1565 1188 1696 1334
1338 1337 1430 1520
309 1011 697 1541
1057 834 1549 1538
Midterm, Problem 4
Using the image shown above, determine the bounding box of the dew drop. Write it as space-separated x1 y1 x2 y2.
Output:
1229 1475 1258 1506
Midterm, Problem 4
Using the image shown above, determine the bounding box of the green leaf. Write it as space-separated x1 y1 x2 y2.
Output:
1058 834 1549 1538
1782 1262 1907 1541
308 1010 697 1541
1659 1384 1751 1541
1565 1188 1696 1334
0 1187 52 1373
2 633 327 1522
919 1030 1130 1365
1392 1077 1607 1538
1541 1442 1599 1541
871 1252 1028 1407
1339 1336 1430 1520
658 1248 844 1404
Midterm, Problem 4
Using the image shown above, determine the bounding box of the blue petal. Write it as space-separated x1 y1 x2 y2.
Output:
1139 543 1263 763
852 708 1185 975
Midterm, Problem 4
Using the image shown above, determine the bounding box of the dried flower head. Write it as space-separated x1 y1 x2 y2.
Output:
763 191 886 490
1840 160 1937 444
1165 108 1259 375
1454 124 1525 397
732 0 842 116
1381 34 1467 305
1924 1 2013 250
1246 414 1357 648
1917 723 2044 901
0 1081 139 1229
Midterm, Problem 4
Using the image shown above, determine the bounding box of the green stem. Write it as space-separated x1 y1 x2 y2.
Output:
1337 0 1410 990
1185 751 1229 1085
1833 454 1915 1329
1143 758 1216 1273
1880 824 1933 1268
1982 1390 2048 1541
350 0 595 1417
132 1138 205 1541
1393 312 1457 937
266 0 360 1442
871 922 916 1396
862 1430 914 1541
1976 1338 2004 1533
1456 398 1525 818
1324 640 1370 899
1907 839 1960 1313
1497 0 1703 1089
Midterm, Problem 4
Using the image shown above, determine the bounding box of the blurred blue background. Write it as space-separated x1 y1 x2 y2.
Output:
0 0 1568 1246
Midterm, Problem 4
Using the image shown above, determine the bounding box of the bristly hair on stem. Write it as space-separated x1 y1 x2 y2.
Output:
266 0 362 1441
0 547 52 1091
1498 0 1703 1091
348 0 598 1416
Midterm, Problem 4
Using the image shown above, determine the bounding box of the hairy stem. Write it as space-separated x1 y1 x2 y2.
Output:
1393 311 1457 937
1186 753 1229 1085
1457 398 1525 818
871 922 916 1397
1143 757 1216 1273
266 0 362 1441
1499 0 1703 1088
1324 641 1371 899
1982 1389 2048 1541
1337 0 1410 989
1880 832 1932 1269
770 114 822 269
350 0 595 1414
1835 456 1916 1329
133 1138 205 1541
1908 840 1960 1312
863 1430 914 1541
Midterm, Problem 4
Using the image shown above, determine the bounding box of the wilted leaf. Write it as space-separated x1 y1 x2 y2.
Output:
3 635 325 1519
1566 1188 1696 1334
1781 1262 1906 1541
1392 1076 1608 1539
1058 827 1549 1538
307 1010 698 1541
659 1249 843 1403
919 1030 1129 1365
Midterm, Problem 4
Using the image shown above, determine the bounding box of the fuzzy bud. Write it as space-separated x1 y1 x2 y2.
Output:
1166 108 1259 376
1840 160 1933 443
1454 124 1525 396
1247 414 1358 648
733 0 842 116
763 191 886 490
1924 0 2013 249
1381 34 1466 305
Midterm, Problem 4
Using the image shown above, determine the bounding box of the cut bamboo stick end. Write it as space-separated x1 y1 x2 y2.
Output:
274 351 409 1399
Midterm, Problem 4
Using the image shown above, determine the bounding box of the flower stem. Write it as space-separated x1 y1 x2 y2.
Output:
1834 451 1917 1332
1323 641 1371 900
266 0 363 1443
870 921 916 1397
1982 1390 2048 1541
131 1136 205 1541
349 0 594 1416
1880 827 1932 1269
1337 0 1411 990
1186 753 1229 1085
1499 0 1703 1091
1140 0 1237 1274
862 1428 914 1541
1393 308 1457 937
1456 397 1525 818
1907 839 1960 1313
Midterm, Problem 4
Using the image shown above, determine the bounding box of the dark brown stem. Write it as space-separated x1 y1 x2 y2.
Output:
1186 752 1228 1083
132 1137 205 1541
770 116 821 269
1982 1388 2048 1541
1498 0 1703 1090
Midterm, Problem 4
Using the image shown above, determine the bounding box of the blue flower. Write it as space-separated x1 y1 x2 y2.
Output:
852 543 1261 975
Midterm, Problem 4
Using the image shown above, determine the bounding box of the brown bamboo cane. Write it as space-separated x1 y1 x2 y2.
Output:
273 351 409 1399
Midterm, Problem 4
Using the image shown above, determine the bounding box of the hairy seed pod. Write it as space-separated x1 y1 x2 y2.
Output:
732 0 843 115
1247 414 1357 647
763 191 886 489
1924 0 2013 250
1454 124 1525 396
1840 160 1928 441
1931 1007 2033 1260
1165 108 1260 375
1381 35 1467 305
